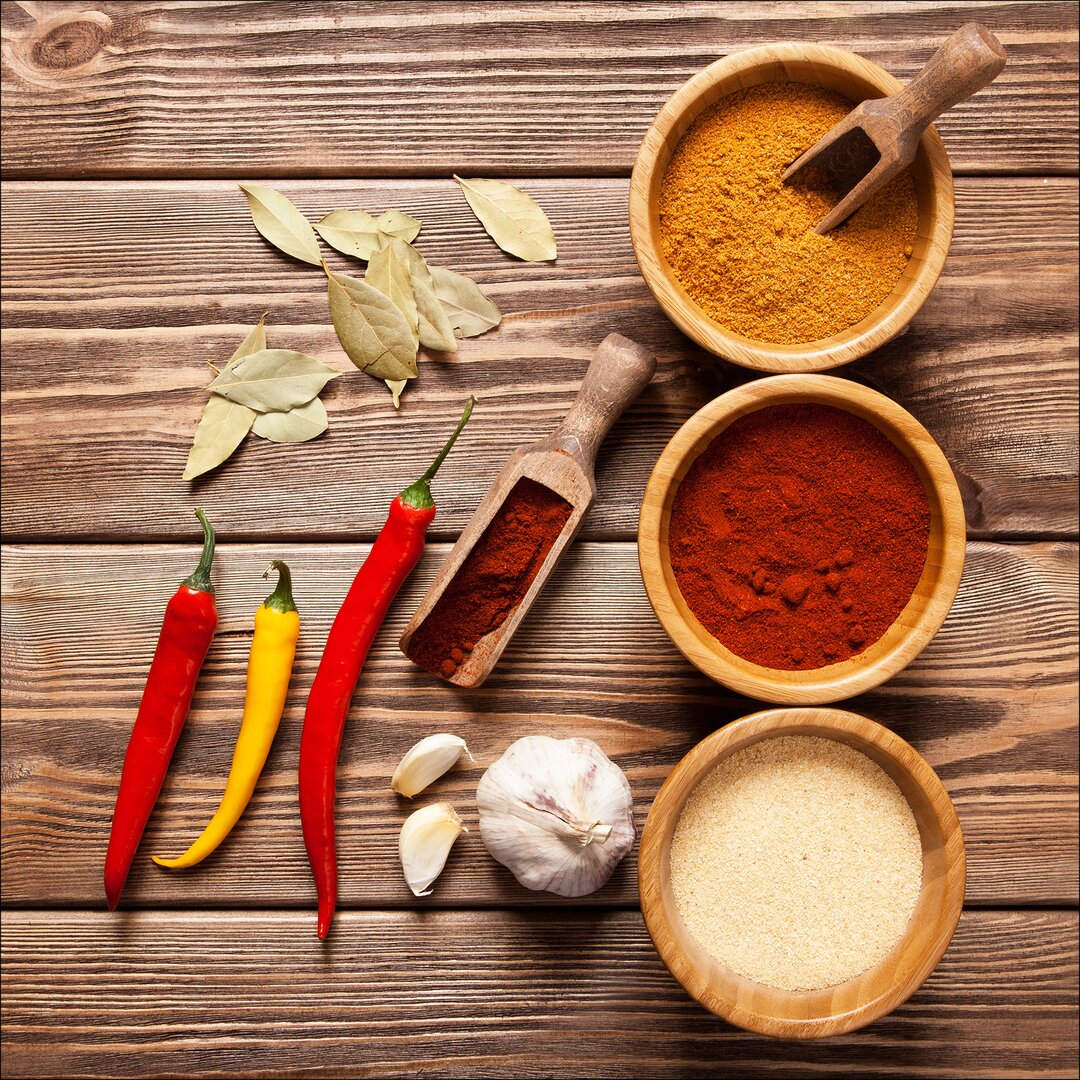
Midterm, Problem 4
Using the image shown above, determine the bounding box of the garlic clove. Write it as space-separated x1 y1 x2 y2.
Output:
476 736 635 898
399 801 467 897
391 733 472 798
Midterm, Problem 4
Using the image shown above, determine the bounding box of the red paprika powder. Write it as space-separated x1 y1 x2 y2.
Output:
407 477 573 680
668 403 930 670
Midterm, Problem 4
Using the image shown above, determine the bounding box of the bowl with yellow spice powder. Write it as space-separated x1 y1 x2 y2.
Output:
629 44 954 371
638 708 966 1038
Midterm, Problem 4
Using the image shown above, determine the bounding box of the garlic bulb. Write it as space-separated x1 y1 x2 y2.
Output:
476 736 634 897
399 802 466 897
392 733 471 798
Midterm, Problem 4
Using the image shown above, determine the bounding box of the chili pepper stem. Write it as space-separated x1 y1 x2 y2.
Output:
181 508 216 594
399 398 476 510
262 559 297 613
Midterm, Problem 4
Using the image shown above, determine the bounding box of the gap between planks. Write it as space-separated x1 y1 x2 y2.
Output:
5 901 1077 913
5 167 1079 182
3 532 1079 545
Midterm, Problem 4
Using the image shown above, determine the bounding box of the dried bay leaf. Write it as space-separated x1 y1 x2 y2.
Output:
315 208 423 261
454 176 556 262
315 209 387 261
366 239 419 345
252 397 328 443
392 240 457 352
324 263 418 381
183 317 267 481
183 395 256 481
430 267 502 337
413 274 457 352
376 210 422 242
227 315 269 364
385 379 408 409
209 349 339 412
239 184 322 265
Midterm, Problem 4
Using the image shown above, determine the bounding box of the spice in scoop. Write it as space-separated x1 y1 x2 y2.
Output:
670 735 923 991
406 477 573 680
668 403 930 670
658 82 919 344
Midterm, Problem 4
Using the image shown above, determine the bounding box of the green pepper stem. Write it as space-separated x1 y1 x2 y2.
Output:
263 559 297 613
181 508 216 594
400 397 476 510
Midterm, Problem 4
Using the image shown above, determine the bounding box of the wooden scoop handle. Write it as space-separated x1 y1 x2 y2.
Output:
889 23 1006 137
538 333 656 469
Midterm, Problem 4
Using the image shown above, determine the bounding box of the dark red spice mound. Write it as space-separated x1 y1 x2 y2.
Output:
407 477 573 680
668 403 931 670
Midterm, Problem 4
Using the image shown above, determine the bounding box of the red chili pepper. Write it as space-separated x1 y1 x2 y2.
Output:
104 509 218 911
300 399 475 939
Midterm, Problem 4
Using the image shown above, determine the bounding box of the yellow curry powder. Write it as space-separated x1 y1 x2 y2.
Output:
659 82 919 344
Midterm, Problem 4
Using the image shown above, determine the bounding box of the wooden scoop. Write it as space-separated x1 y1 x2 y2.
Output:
400 333 656 688
783 23 1006 234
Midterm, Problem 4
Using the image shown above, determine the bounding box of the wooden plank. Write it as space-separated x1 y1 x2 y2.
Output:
1 2 1076 178
1 908 1076 1079
1 177 1076 541
2 540 1075 909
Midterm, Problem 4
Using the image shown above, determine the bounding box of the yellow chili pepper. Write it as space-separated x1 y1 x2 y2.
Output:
153 560 299 869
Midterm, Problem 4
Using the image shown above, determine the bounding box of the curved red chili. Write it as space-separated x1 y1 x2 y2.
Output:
104 509 218 911
300 399 475 939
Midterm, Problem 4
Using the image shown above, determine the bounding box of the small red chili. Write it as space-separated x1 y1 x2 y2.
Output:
104 509 218 910
300 399 475 939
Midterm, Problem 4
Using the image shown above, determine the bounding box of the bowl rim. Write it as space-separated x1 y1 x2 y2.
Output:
637 374 967 704
628 42 956 372
638 706 967 1038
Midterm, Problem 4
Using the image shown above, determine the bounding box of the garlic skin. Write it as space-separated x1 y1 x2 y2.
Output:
392 733 471 798
399 802 466 897
476 736 634 897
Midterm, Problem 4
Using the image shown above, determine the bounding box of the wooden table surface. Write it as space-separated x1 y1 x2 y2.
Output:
2 3 1077 1077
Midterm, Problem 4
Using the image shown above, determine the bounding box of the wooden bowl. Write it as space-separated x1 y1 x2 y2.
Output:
639 707 966 1038
638 374 966 704
628 43 955 372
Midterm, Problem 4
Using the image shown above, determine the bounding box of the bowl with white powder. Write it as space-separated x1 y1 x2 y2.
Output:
638 707 965 1038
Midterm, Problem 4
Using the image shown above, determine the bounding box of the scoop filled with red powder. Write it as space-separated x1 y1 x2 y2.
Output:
668 404 930 670
406 477 573 681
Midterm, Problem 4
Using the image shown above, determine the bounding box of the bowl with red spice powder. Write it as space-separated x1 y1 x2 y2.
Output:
629 43 955 372
638 375 966 704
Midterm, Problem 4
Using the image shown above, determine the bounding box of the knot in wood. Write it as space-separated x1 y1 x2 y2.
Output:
31 16 110 70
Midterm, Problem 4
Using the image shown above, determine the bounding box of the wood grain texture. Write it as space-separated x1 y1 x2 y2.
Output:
1 178 1076 541
2 909 1077 1079
1 4 1076 1076
2 540 1076 909
1 2 1076 179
